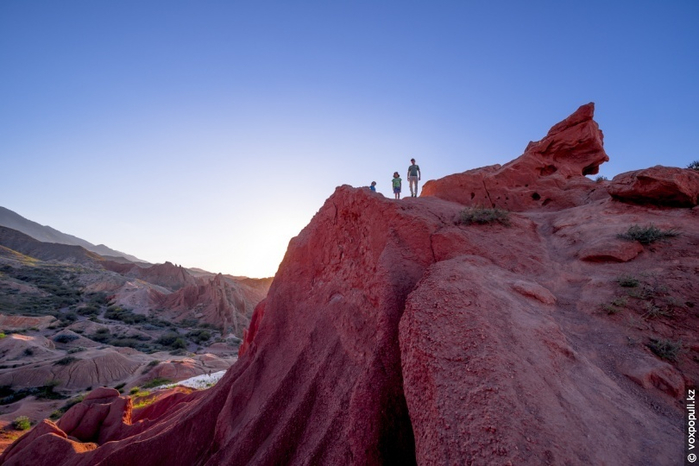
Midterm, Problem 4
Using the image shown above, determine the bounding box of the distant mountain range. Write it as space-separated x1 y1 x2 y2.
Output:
0 206 146 263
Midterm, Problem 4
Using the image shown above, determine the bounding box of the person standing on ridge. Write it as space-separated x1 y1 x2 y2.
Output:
407 158 421 197
392 172 402 200
370 181 377 192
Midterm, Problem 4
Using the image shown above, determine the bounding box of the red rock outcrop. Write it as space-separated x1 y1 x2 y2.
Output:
421 102 609 211
2 104 696 465
607 165 699 207
152 273 267 336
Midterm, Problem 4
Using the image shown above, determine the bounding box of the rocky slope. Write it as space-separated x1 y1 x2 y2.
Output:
2 103 697 465
0 227 103 266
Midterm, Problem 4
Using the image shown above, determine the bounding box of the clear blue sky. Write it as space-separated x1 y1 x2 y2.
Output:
1 1 697 277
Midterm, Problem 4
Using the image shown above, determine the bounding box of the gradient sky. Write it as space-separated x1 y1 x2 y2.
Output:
1 1 698 278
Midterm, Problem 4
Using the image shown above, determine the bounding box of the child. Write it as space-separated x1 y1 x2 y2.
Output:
370 181 377 192
392 172 402 199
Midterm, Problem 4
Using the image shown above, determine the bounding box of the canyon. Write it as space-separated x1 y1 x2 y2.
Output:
2 103 697 465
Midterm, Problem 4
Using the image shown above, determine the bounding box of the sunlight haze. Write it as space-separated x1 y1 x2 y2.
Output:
1 1 697 278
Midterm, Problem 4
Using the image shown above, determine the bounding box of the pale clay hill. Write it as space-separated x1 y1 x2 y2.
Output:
2 103 699 465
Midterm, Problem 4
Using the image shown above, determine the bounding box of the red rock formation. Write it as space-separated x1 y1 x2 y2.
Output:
421 102 609 211
2 104 696 465
608 165 699 207
152 273 266 336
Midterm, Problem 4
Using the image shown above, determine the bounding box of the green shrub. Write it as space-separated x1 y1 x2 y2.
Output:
104 306 147 325
186 329 212 345
647 338 682 361
36 380 63 400
156 333 187 349
141 359 160 374
54 356 78 366
602 304 622 315
687 160 699 171
141 378 172 389
595 175 608 183
12 416 31 431
89 329 112 343
616 275 640 288
642 302 672 319
77 304 100 316
1 382 65 405
617 225 678 244
459 206 511 226
53 334 79 344
180 318 199 328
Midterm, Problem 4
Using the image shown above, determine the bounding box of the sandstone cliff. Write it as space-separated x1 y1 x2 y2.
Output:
3 104 697 465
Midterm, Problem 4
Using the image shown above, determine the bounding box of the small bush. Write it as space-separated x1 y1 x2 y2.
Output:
616 275 640 288
459 206 511 226
595 175 608 183
156 333 187 349
141 359 161 374
105 306 146 325
642 302 672 319
54 356 78 366
687 160 699 171
180 318 200 328
12 416 31 431
617 225 679 244
77 304 100 316
611 296 628 307
186 329 212 345
89 329 112 344
67 346 86 354
647 338 682 361
602 304 622 315
53 334 79 344
141 378 172 389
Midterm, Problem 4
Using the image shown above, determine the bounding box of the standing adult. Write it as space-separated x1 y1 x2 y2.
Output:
407 158 421 197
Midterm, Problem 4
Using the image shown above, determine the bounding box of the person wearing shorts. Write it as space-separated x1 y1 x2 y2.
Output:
407 158 421 197
392 172 402 200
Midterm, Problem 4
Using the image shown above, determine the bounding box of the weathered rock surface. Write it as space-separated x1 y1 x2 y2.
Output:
3 104 697 465
421 102 609 211
608 165 699 206
153 273 266 336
